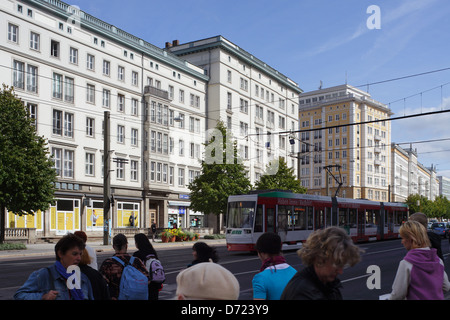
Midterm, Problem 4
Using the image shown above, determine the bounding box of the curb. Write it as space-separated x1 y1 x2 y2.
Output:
0 238 227 259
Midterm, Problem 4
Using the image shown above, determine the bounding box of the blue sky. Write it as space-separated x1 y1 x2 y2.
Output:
69 0 450 177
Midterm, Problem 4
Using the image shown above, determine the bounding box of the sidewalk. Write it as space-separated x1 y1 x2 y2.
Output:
0 238 227 259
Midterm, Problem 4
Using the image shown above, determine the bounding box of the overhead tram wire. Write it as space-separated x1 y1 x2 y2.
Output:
247 108 450 138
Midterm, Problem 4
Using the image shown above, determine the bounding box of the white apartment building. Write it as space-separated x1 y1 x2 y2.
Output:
168 37 303 184
391 144 439 202
1 0 208 238
298 85 392 201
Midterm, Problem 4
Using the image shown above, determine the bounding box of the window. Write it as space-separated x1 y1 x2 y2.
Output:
13 60 24 89
30 32 40 50
117 125 124 143
52 73 62 99
86 84 95 104
131 128 138 146
132 71 138 86
240 99 248 113
117 94 125 112
102 89 110 108
26 65 38 93
116 160 124 179
130 160 138 181
86 117 95 137
131 99 138 116
118 66 124 81
64 77 74 103
52 148 74 178
50 40 60 58
179 140 184 156
178 168 185 186
86 54 95 70
179 90 184 103
64 112 74 138
103 60 110 76
8 23 19 43
85 153 95 176
227 92 232 110
69 47 78 64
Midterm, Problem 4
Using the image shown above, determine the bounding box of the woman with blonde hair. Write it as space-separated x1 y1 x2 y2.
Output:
281 226 362 300
389 220 450 300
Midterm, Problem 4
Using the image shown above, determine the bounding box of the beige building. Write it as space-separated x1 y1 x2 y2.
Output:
298 84 393 201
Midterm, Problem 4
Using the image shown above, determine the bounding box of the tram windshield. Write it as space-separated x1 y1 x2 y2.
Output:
227 201 256 228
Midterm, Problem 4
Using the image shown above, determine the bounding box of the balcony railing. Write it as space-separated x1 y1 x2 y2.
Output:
144 85 170 101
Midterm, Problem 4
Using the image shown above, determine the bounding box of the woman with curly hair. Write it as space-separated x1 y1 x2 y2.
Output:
281 226 362 300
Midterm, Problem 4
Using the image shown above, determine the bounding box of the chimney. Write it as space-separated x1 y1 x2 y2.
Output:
165 42 172 49
172 40 179 47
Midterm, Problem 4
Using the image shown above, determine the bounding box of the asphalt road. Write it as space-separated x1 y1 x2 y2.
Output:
1 238 449 300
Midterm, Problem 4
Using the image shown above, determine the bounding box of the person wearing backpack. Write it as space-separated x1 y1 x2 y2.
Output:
133 233 165 300
99 233 149 300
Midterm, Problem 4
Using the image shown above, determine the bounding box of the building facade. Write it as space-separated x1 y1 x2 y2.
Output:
1 0 209 238
391 144 439 202
1 1 303 240
438 176 450 199
168 37 303 184
298 84 392 202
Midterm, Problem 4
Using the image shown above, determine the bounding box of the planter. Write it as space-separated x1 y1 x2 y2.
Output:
161 236 169 243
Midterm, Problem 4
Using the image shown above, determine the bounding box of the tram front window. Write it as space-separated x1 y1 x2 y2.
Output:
227 201 256 228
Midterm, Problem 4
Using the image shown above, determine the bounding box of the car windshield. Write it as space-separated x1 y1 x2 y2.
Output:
432 223 445 228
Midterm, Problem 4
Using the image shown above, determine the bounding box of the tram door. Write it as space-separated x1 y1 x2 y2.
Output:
357 209 365 240
266 204 276 233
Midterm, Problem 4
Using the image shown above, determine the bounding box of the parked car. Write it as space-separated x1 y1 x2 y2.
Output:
430 222 450 238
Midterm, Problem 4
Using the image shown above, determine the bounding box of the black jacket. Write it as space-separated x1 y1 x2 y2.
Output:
280 266 343 300
428 231 444 261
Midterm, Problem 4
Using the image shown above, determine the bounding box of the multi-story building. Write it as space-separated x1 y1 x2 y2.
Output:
298 84 392 201
391 144 439 202
1 0 208 238
1 1 303 240
168 37 303 184
438 176 450 199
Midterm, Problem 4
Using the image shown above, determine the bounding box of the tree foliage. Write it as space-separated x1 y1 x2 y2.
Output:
255 157 306 194
405 193 450 220
188 121 251 217
0 85 56 242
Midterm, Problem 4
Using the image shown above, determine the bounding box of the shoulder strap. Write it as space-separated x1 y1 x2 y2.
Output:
112 256 126 266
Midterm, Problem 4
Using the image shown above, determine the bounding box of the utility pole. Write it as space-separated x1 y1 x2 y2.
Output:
103 111 111 245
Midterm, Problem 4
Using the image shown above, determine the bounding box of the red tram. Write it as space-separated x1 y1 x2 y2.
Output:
225 191 408 252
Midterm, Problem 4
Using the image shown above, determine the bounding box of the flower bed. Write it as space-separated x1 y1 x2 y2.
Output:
160 228 199 243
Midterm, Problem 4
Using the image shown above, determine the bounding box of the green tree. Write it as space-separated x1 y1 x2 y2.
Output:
0 86 56 243
405 194 432 217
255 157 306 194
431 195 450 220
188 121 251 232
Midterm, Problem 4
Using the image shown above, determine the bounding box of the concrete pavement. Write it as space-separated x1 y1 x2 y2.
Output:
0 238 227 259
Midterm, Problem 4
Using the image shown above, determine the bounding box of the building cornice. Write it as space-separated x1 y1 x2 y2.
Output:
169 36 303 95
21 0 209 82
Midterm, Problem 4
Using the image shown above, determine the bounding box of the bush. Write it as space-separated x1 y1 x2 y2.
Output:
0 243 27 251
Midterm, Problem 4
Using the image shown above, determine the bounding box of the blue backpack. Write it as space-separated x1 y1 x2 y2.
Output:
112 256 148 300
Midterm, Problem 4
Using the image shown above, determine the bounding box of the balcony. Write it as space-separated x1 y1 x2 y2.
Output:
144 85 170 101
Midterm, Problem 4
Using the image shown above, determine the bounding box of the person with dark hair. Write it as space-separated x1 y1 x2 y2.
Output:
14 233 94 300
188 242 219 267
74 230 98 270
99 233 148 300
133 233 163 300
252 232 296 300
